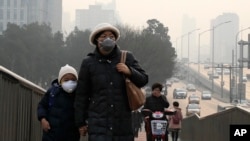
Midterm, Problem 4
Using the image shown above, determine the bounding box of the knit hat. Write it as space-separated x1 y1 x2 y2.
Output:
89 23 120 46
58 64 78 83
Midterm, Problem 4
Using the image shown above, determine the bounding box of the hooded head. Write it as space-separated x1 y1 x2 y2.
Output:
89 23 120 46
58 64 78 84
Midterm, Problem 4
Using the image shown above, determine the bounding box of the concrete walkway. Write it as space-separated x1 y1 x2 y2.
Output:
134 131 147 141
134 130 181 141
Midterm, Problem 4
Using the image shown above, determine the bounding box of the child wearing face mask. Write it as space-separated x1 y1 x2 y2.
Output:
37 64 80 141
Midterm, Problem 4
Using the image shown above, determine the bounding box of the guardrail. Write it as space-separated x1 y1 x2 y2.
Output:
0 66 91 141
0 66 45 141
184 65 231 102
180 106 250 141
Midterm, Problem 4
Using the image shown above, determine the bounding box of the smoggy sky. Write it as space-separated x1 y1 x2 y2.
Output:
63 0 250 42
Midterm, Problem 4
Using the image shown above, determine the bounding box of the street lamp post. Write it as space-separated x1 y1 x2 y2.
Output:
188 28 200 80
180 33 189 60
234 27 250 98
211 21 231 94
181 34 188 60
175 36 181 59
198 29 212 76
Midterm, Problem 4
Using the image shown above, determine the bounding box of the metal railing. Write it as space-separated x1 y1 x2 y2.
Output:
0 65 90 141
0 66 45 141
180 106 250 141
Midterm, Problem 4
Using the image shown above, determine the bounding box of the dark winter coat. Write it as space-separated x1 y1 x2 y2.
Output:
74 46 148 141
143 95 170 112
142 95 170 140
37 79 80 141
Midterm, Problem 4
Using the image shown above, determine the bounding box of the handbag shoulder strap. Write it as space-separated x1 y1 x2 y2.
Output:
120 50 127 63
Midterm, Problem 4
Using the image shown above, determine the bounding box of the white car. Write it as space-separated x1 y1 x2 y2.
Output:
223 69 230 75
188 94 200 104
186 84 196 92
186 104 201 116
166 81 172 87
242 77 247 82
201 90 212 100
173 88 187 99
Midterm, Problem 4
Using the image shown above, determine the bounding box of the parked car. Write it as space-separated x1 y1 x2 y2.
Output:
188 94 200 104
186 103 201 116
186 84 196 91
201 90 212 100
173 88 187 99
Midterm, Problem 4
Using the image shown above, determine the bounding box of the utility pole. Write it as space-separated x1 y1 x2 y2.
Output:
237 40 249 102
220 64 224 98
211 21 231 95
214 64 237 101
229 65 233 102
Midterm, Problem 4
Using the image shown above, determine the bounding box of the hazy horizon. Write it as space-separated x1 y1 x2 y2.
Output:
63 0 250 43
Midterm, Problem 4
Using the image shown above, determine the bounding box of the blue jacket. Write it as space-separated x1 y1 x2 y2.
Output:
37 79 79 141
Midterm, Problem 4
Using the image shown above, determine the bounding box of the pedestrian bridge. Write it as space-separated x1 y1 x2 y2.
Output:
1 65 250 141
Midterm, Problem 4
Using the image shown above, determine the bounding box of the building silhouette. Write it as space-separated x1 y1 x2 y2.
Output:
210 13 239 64
181 14 197 62
0 0 62 34
75 0 120 31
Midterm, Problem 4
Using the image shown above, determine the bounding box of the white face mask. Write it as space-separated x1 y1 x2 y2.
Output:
61 80 77 93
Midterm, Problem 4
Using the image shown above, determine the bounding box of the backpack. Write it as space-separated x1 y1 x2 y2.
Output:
172 113 180 124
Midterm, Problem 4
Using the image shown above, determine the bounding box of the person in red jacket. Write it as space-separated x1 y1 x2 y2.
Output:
168 101 183 141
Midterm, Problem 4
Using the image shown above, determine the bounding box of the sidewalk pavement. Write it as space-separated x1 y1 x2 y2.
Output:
134 131 147 141
134 131 181 141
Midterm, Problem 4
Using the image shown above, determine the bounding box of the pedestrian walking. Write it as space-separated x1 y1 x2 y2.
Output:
168 101 183 141
74 23 148 141
37 64 80 141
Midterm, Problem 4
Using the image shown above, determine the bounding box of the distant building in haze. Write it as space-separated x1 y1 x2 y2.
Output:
210 13 239 64
181 15 197 62
0 0 62 34
75 0 120 31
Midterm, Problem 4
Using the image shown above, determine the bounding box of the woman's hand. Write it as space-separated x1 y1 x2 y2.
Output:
116 63 131 76
41 118 50 132
79 126 88 136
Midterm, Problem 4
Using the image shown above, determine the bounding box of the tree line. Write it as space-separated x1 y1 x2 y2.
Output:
0 19 177 89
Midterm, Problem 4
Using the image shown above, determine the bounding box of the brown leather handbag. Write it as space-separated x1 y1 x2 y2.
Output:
120 50 145 111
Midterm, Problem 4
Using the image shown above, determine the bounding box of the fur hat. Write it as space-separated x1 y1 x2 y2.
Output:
58 64 78 83
89 23 120 46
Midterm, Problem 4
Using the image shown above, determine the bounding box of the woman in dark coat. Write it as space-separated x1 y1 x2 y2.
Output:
74 23 148 141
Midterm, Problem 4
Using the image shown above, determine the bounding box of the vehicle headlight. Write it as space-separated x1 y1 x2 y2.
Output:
152 112 164 118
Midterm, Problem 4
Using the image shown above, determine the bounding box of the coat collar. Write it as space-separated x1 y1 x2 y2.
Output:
89 45 122 60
